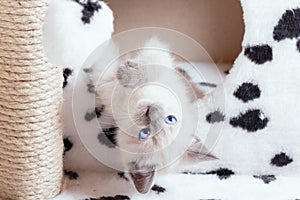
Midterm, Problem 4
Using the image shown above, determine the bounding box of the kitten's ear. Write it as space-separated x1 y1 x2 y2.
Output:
186 138 217 160
129 165 156 194
175 68 205 100
178 137 218 169
116 61 146 88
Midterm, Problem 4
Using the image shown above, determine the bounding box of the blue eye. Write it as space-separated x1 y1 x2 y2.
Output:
139 128 151 140
165 115 177 125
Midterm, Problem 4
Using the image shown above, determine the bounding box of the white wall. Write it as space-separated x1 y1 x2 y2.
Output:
104 0 244 63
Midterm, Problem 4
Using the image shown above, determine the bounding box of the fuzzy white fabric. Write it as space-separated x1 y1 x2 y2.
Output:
43 0 114 68
190 0 300 176
54 172 300 200
42 0 114 172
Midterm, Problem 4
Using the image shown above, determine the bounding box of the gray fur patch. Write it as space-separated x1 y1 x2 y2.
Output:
116 61 145 88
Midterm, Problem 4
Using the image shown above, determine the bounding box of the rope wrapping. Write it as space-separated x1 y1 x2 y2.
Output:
0 0 63 199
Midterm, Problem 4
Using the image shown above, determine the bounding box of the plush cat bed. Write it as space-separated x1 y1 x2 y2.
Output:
55 58 299 199
192 0 300 176
55 59 299 200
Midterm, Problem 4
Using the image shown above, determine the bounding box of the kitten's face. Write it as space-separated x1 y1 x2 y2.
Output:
114 84 184 193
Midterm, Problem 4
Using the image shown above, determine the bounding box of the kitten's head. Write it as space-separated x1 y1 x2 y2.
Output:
112 38 207 193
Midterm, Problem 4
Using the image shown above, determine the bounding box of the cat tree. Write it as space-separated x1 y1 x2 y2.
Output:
0 1 63 199
0 0 300 199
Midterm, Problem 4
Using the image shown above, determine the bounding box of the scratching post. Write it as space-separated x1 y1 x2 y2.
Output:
0 1 63 199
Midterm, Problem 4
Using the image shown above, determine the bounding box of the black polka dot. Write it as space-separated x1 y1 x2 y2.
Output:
273 8 300 41
85 195 130 200
87 82 95 93
224 70 230 75
151 185 166 194
85 111 96 121
297 40 300 52
64 170 79 180
73 0 102 24
63 137 73 153
254 175 276 184
63 68 73 88
230 109 269 132
234 82 261 103
117 172 129 182
182 169 234 180
182 171 199 175
198 82 217 88
271 152 293 167
85 106 104 121
83 68 93 73
97 127 118 148
95 105 104 118
244 45 273 65
206 111 225 124
199 199 219 200
206 168 235 180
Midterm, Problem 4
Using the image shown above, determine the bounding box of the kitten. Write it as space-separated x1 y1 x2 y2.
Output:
95 38 206 193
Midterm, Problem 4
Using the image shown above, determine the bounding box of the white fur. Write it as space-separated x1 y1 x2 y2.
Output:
94 39 202 192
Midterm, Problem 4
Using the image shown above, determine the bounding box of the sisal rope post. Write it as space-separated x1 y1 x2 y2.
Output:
0 0 63 199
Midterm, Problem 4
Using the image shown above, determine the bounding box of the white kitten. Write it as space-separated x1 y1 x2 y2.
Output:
95 38 205 193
